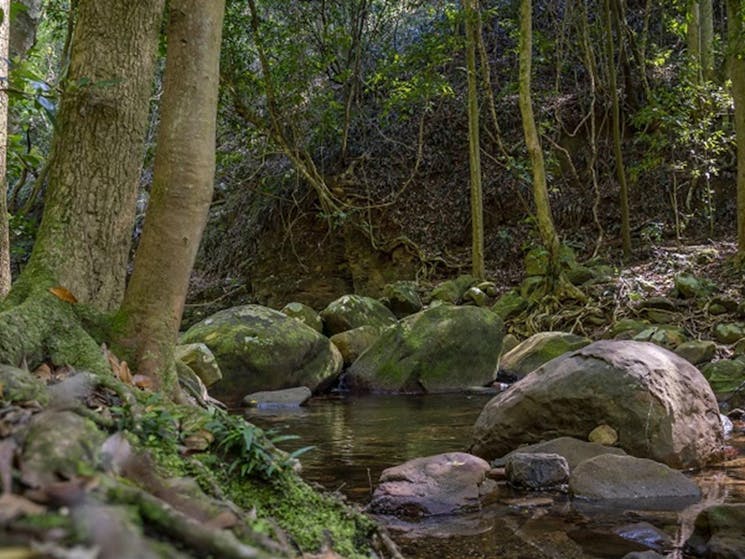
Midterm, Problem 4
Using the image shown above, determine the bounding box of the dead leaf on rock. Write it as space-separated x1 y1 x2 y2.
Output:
49 286 78 304
32 363 53 384
0 493 47 522
102 346 133 385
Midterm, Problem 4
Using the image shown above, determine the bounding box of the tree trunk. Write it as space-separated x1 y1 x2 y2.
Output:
604 0 632 258
21 0 165 311
700 0 714 81
688 0 702 81
518 0 560 279
464 0 485 280
0 0 11 298
729 0 745 256
116 0 225 390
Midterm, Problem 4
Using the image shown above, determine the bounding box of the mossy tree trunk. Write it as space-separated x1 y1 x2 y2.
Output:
115 0 225 392
464 0 485 280
518 0 561 280
688 1 701 81
603 0 632 259
729 0 745 257
0 0 164 371
700 0 714 81
20 0 165 311
0 0 10 298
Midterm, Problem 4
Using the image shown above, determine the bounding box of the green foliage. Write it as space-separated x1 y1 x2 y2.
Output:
206 408 313 480
111 393 182 456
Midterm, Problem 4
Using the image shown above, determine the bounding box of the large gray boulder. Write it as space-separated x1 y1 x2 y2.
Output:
471 340 723 468
368 453 497 517
320 295 397 336
494 437 627 470
180 305 343 405
500 331 591 379
569 454 700 502
685 504 745 558
345 305 503 393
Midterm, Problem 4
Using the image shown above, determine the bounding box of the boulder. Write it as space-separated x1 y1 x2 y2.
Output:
368 453 497 517
430 275 477 304
471 341 723 468
505 452 569 490
463 286 488 307
493 437 626 470
491 290 528 320
174 343 222 387
675 340 717 365
633 325 687 349
701 359 745 394
330 325 381 366
675 274 712 299
569 454 700 502
0 364 48 405
713 323 745 345
180 305 343 405
501 333 520 355
345 305 503 393
685 504 745 559
243 386 312 408
500 331 591 380
280 302 323 333
610 319 651 340
588 424 618 446
320 295 397 336
382 281 422 318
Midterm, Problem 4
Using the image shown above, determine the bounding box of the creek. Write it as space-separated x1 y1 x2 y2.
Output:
246 394 745 559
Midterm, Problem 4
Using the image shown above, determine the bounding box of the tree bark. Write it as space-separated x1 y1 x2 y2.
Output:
728 0 745 256
116 0 225 389
21 0 165 311
688 0 702 81
0 0 11 298
464 0 485 280
518 0 560 279
604 0 632 258
700 0 714 81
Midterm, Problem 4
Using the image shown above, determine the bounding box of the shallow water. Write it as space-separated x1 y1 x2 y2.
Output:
246 394 745 559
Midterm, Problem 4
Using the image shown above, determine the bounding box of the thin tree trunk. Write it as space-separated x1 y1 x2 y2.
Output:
464 0 485 280
700 0 714 81
518 0 560 280
117 0 225 389
0 0 11 298
20 0 165 310
688 0 702 81
604 0 632 258
728 0 745 256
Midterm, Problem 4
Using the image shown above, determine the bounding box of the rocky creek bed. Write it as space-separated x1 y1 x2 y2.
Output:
248 394 745 559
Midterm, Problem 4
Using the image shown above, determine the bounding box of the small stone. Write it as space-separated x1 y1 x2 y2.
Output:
431 275 476 304
701 360 745 393
243 386 312 408
588 424 618 446
505 452 569 490
675 340 717 365
463 286 488 307
501 333 520 355
174 343 222 387
491 290 528 320
708 303 728 316
566 265 595 286
477 281 499 297
713 323 745 344
640 297 678 312
382 281 422 318
675 273 711 299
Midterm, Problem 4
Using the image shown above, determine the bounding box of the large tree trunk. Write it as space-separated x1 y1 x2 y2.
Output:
116 0 225 390
604 0 632 258
464 0 485 280
0 0 10 297
21 0 165 311
518 0 561 280
729 0 745 257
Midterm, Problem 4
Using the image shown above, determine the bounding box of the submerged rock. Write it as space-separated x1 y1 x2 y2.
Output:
180 305 342 405
569 454 700 502
685 504 745 558
500 331 591 379
369 452 497 517
471 340 723 468
345 305 503 393
243 386 312 408
320 295 397 336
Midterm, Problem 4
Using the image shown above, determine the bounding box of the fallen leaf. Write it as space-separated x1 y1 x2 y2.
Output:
132 374 154 390
32 363 53 383
0 493 47 522
49 286 78 304
103 347 133 385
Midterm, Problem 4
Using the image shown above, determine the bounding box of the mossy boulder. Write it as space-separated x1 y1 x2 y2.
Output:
674 273 713 299
281 302 323 333
330 325 381 366
430 274 477 304
492 289 528 320
685 504 745 558
319 295 397 336
713 323 745 345
174 343 222 387
675 340 717 366
610 319 651 340
180 305 343 405
463 286 488 307
633 325 687 349
382 281 422 318
345 305 504 393
500 331 591 379
701 359 745 394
